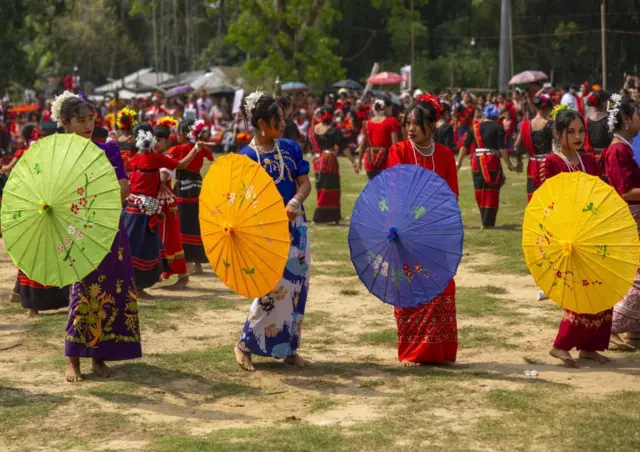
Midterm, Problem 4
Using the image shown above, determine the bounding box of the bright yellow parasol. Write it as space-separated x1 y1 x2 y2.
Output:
199 153 290 298
523 172 640 314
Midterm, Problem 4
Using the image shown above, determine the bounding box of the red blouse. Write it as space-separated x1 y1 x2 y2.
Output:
603 142 640 205
168 143 213 172
366 117 399 148
541 152 600 183
384 140 459 199
128 152 179 197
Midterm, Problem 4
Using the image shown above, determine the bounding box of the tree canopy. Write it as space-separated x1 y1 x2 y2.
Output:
1 0 639 93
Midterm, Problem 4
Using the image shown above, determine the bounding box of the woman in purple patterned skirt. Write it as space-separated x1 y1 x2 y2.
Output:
51 92 142 382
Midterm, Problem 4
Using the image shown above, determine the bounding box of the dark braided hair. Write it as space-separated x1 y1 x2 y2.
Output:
60 97 93 124
611 96 639 133
244 94 281 130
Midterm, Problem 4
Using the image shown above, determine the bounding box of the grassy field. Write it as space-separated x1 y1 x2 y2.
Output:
0 157 639 451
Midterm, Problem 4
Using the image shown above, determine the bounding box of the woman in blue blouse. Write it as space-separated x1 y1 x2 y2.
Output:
235 92 312 371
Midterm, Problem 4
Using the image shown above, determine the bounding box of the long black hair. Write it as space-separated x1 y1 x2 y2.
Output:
554 109 584 148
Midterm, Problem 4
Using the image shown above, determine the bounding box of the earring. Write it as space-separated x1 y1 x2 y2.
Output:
261 130 265 137
626 123 630 131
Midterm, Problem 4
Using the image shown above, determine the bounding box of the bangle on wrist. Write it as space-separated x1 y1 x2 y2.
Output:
288 198 302 210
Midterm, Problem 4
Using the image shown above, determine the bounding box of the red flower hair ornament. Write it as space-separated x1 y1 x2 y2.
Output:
415 94 444 121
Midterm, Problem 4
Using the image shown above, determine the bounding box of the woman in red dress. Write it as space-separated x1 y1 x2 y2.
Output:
541 107 612 368
154 116 189 289
168 120 214 274
513 96 553 201
384 94 459 366
602 96 640 349
356 98 399 179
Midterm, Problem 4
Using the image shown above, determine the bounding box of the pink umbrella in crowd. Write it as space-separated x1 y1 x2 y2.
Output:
367 72 403 85
509 70 548 85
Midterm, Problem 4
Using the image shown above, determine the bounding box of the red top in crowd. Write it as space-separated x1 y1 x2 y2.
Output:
603 142 640 205
128 152 179 197
168 143 213 172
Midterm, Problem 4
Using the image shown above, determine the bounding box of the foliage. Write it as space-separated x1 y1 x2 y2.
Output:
225 0 345 91
1 0 640 94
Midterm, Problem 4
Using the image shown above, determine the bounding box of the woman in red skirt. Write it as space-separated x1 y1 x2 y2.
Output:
384 94 459 366
154 116 189 289
456 105 512 229
541 106 612 367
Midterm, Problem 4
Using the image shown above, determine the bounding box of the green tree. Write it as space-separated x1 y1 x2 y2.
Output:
225 0 345 90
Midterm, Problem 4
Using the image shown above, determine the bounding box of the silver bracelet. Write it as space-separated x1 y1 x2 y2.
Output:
288 198 302 210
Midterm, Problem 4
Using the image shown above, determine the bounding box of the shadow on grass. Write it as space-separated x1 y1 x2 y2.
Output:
249 359 570 396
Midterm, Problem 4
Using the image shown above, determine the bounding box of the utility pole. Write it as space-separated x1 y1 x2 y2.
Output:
509 2 514 79
499 0 511 91
410 0 415 90
601 0 607 90
153 2 159 85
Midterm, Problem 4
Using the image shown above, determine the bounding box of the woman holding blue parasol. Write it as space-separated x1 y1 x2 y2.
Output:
370 94 462 366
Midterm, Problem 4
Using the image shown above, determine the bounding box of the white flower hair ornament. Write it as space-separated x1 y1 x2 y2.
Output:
51 90 81 127
607 93 622 134
244 90 265 124
135 130 157 152
372 99 386 113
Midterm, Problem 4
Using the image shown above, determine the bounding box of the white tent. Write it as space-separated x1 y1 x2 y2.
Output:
190 68 237 93
94 69 173 94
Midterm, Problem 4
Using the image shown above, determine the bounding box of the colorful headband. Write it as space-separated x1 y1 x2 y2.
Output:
551 104 569 120
188 119 210 143
117 108 138 130
156 115 178 130
416 94 444 121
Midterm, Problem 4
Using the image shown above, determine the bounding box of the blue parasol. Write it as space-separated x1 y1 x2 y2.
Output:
348 165 464 307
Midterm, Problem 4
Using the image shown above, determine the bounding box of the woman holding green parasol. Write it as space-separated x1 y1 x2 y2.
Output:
49 92 142 382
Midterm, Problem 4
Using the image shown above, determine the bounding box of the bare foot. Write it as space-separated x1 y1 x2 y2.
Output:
234 345 255 371
549 348 579 368
136 289 154 300
190 263 204 275
401 361 421 367
91 358 112 377
283 354 309 368
28 309 39 317
610 333 635 351
579 351 611 364
166 275 189 291
65 357 83 382
9 292 20 303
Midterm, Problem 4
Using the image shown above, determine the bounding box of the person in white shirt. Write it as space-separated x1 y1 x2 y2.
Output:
560 85 577 110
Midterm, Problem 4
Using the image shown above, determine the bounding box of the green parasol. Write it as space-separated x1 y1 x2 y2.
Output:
1 134 122 287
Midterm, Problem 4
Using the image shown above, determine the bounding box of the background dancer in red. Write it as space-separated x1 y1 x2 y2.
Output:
456 104 512 229
514 96 553 201
154 116 189 289
168 120 214 274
